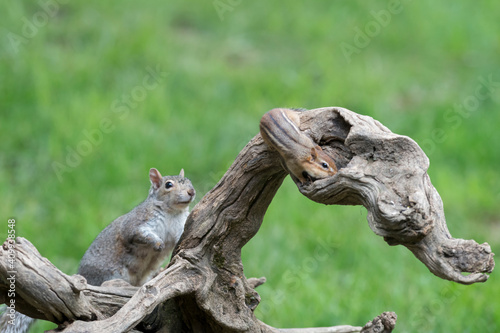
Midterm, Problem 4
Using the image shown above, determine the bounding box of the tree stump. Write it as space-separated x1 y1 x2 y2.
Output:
0 107 494 332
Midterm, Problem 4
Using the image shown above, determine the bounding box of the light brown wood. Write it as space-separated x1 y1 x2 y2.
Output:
0 107 494 332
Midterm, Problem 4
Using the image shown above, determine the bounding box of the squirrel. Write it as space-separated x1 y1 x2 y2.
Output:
78 168 196 286
0 168 195 333
260 108 337 183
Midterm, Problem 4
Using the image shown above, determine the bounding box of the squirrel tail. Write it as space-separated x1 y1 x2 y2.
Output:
0 306 36 333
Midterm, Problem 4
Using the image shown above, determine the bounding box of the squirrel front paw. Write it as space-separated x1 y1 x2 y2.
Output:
153 240 165 251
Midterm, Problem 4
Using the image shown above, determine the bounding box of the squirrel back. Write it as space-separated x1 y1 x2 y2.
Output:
78 168 195 286
0 169 195 333
260 108 337 183
0 310 35 333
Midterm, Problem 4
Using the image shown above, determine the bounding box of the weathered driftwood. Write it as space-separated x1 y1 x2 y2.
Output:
0 238 391 333
0 237 137 322
0 107 494 332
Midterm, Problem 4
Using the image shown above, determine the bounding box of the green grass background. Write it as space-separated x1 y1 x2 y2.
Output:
1 0 499 332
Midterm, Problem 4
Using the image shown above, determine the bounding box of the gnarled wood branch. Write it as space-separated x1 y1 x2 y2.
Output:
296 108 494 284
0 107 494 332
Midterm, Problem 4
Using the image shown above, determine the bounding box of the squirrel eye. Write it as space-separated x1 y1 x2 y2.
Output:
321 162 329 169
165 181 174 189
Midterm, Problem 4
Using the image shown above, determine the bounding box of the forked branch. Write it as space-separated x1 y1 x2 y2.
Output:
0 107 494 332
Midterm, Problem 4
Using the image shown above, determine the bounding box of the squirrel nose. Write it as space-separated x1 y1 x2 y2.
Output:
188 189 195 197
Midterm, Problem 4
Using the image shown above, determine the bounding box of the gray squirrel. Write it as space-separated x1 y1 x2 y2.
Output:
0 168 195 333
78 167 195 286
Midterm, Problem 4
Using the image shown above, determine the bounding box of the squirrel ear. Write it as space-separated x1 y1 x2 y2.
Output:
310 147 318 160
149 168 163 189
179 169 185 178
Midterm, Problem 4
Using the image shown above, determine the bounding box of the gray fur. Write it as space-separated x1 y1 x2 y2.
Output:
78 169 195 286
0 169 195 332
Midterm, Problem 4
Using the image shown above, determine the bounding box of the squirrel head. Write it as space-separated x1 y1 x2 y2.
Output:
301 146 337 182
148 168 196 212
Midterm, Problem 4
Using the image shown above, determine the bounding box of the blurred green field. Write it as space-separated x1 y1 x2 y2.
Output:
1 0 499 332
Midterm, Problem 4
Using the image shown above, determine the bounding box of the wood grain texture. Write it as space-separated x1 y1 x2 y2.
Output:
0 107 494 332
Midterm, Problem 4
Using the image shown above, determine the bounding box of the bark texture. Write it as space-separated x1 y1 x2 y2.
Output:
0 107 494 332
